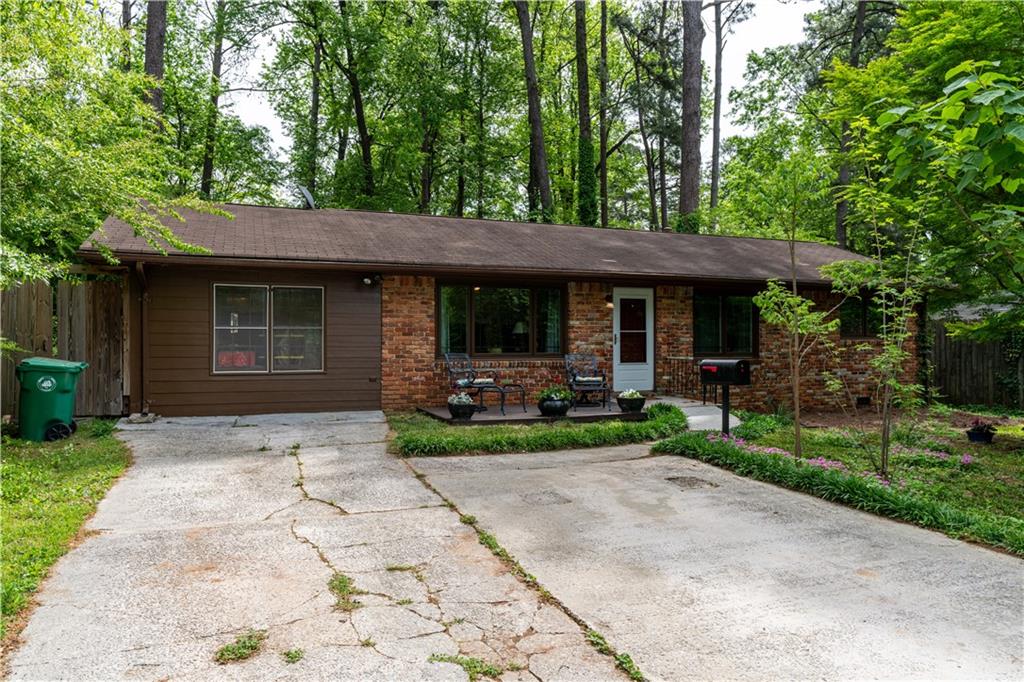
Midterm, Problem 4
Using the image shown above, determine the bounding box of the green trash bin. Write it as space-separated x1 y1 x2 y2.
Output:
15 357 89 442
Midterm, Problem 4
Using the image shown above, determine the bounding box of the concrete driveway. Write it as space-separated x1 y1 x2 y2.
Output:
410 445 1024 681
6 412 620 681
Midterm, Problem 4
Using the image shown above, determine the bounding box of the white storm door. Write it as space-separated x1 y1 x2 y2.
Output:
613 287 654 391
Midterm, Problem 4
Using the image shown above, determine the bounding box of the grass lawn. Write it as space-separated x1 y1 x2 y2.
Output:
389 403 687 457
655 406 1024 555
1 420 130 640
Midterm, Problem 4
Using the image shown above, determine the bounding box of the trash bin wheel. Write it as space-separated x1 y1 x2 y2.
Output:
44 422 73 441
69 419 78 434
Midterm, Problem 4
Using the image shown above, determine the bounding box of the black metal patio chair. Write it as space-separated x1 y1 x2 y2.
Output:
444 352 499 411
564 353 611 410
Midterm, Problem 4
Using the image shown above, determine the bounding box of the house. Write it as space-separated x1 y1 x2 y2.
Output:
81 204 917 417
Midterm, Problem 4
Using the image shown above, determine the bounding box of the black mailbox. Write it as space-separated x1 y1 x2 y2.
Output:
699 359 751 386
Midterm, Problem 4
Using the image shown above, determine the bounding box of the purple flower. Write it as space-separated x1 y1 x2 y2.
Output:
960 454 974 466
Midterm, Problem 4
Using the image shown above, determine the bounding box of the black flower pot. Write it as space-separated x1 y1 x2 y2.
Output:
966 430 994 444
448 403 476 421
616 396 646 413
538 398 571 417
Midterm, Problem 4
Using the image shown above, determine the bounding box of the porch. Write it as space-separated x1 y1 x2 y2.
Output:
418 395 726 428
418 402 647 426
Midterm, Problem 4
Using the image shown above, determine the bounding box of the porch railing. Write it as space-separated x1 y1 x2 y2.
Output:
664 356 699 399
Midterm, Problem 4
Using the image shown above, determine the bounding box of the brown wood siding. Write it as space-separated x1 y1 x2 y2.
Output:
143 265 380 416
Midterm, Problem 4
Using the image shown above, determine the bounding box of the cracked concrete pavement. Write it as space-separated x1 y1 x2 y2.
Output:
6 412 622 681
410 444 1024 682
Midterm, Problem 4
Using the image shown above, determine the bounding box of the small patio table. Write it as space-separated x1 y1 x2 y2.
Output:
476 383 527 416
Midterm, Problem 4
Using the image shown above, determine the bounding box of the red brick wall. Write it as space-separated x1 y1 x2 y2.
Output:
654 285 920 411
380 277 920 412
380 278 608 410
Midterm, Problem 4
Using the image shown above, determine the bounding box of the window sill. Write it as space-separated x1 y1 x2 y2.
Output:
435 355 563 362
210 370 326 376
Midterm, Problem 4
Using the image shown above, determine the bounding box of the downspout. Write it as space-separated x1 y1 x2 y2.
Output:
135 262 150 414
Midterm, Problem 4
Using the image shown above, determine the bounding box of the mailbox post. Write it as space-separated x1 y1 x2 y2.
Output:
698 359 751 435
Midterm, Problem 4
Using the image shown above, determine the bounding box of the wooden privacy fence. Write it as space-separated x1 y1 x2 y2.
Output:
931 320 1023 408
1 277 126 418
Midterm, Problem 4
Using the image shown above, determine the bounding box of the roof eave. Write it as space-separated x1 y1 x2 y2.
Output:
79 248 836 288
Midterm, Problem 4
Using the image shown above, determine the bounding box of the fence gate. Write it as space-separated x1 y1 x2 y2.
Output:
931 320 1023 409
2 276 127 418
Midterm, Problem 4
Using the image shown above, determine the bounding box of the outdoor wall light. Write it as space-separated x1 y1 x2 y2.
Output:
362 274 383 286
605 294 614 309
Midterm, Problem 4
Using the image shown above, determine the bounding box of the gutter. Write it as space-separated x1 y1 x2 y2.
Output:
79 251 842 289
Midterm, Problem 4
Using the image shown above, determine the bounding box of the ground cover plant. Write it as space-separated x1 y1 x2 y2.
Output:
214 629 266 664
389 403 686 457
1 419 130 639
654 407 1024 555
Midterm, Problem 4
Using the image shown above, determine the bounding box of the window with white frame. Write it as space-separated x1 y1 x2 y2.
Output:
213 284 323 373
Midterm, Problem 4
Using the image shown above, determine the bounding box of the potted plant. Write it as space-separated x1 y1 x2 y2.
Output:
966 418 996 444
536 386 573 417
447 392 476 421
616 389 646 413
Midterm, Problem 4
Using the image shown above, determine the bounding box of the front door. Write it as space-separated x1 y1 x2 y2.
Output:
613 287 654 391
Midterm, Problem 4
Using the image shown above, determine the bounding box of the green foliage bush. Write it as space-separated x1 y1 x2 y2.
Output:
732 410 790 440
653 431 1024 556
392 405 686 457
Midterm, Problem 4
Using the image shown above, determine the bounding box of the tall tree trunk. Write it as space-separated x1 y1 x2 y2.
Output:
307 25 321 195
454 112 466 217
418 118 436 213
143 0 166 116
200 0 227 200
835 0 868 250
678 0 704 225
337 0 374 198
598 0 609 228
475 36 487 219
121 1 133 71
575 1 597 226
657 1 669 231
789 237 802 459
621 28 659 231
710 0 724 213
514 0 553 222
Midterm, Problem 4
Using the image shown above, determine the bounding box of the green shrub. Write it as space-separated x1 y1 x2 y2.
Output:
653 431 1024 556
392 406 686 457
732 411 790 440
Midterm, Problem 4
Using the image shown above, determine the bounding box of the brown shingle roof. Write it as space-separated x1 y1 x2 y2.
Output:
84 204 865 284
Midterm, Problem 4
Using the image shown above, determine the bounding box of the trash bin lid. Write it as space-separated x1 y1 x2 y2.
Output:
17 357 89 372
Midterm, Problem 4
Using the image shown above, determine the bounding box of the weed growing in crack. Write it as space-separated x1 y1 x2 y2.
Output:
214 629 266 664
290 442 301 451
281 648 304 664
428 653 504 681
586 630 611 655
586 630 644 681
395 598 413 606
328 572 365 611
507 662 525 671
385 564 417 572
615 652 644 681
258 444 271 452
360 637 375 647
459 514 476 525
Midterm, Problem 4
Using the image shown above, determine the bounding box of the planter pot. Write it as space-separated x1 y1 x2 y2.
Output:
448 403 476 421
966 430 994 444
538 398 571 417
617 396 646 413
